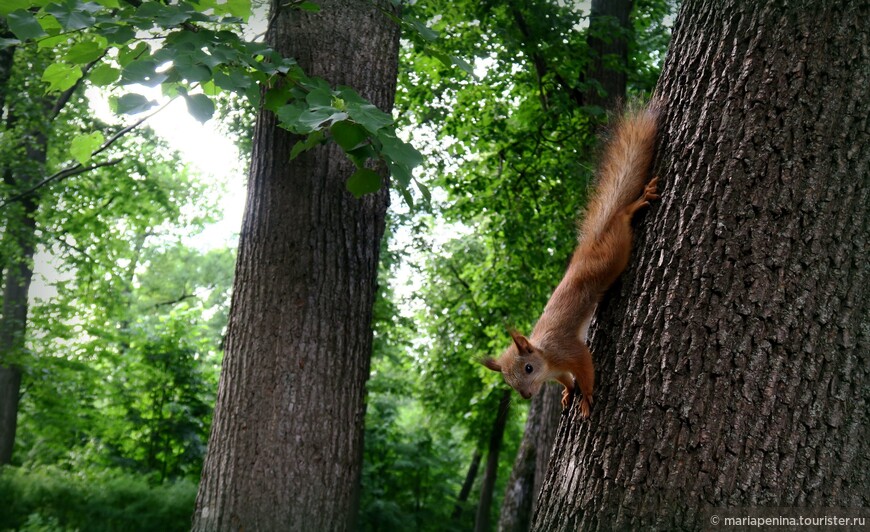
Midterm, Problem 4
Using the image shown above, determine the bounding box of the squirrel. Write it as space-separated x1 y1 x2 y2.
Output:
481 104 660 419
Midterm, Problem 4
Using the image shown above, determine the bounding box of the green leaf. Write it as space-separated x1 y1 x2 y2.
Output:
289 130 324 160
111 93 157 115
264 85 291 112
89 64 119 86
224 0 251 20
65 41 107 64
377 129 423 169
122 58 167 86
118 41 148 67
407 17 438 42
0 0 30 17
330 121 368 151
184 93 214 123
7 10 47 40
172 61 212 83
45 0 99 31
37 13 63 34
346 168 382 198
96 23 135 44
346 144 377 168
385 159 411 187
298 108 344 131
69 131 105 164
345 101 393 133
306 86 333 109
41 62 83 93
414 178 431 203
431 50 478 79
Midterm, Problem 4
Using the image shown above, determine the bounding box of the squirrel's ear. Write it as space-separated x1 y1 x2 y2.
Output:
509 330 533 354
481 357 501 372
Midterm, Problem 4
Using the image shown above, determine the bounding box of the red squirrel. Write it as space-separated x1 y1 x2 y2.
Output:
481 104 659 419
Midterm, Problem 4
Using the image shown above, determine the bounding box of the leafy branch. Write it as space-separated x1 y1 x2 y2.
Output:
2 0 438 203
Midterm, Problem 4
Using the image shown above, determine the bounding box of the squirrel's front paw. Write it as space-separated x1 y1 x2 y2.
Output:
643 176 660 201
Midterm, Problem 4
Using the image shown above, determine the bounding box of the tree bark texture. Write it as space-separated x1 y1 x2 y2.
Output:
192 1 399 530
532 1 869 530
497 384 561 532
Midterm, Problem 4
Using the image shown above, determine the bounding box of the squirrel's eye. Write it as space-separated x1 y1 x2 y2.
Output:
525 364 533 374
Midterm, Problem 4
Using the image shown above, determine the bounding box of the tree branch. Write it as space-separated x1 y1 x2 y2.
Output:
510 6 585 108
0 96 176 209
0 158 123 209
50 52 108 121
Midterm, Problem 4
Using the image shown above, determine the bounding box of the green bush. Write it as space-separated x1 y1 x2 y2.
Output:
0 465 196 532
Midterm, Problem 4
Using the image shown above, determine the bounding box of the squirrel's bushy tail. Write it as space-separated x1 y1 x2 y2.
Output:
579 103 659 242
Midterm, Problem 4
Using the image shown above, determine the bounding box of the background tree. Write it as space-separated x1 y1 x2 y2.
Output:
395 0 672 528
533 1 869 529
192 1 402 529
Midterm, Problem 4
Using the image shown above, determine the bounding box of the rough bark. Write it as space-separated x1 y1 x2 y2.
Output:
532 1 869 530
192 1 400 530
475 390 512 532
497 384 561 532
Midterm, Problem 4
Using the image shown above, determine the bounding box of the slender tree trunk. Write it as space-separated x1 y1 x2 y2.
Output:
497 384 561 532
583 0 632 108
474 389 512 532
0 132 46 465
192 1 400 530
532 1 870 529
452 449 482 521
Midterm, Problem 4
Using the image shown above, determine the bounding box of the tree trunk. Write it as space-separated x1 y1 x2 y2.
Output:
532 1 870 529
0 134 46 465
497 384 561 532
192 1 400 530
474 390 512 532
583 0 632 108
452 449 482 521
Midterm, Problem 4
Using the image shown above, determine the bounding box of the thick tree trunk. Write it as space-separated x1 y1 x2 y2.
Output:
532 1 869 530
192 1 400 530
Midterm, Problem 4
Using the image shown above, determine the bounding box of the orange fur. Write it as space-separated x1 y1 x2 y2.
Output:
481 104 660 420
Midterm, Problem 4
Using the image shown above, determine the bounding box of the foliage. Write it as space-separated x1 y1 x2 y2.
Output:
363 0 674 524
1 0 428 200
0 465 197 532
0 23 233 482
397 0 674 429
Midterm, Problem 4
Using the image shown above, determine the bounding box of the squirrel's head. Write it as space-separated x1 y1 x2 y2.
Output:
481 330 546 400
